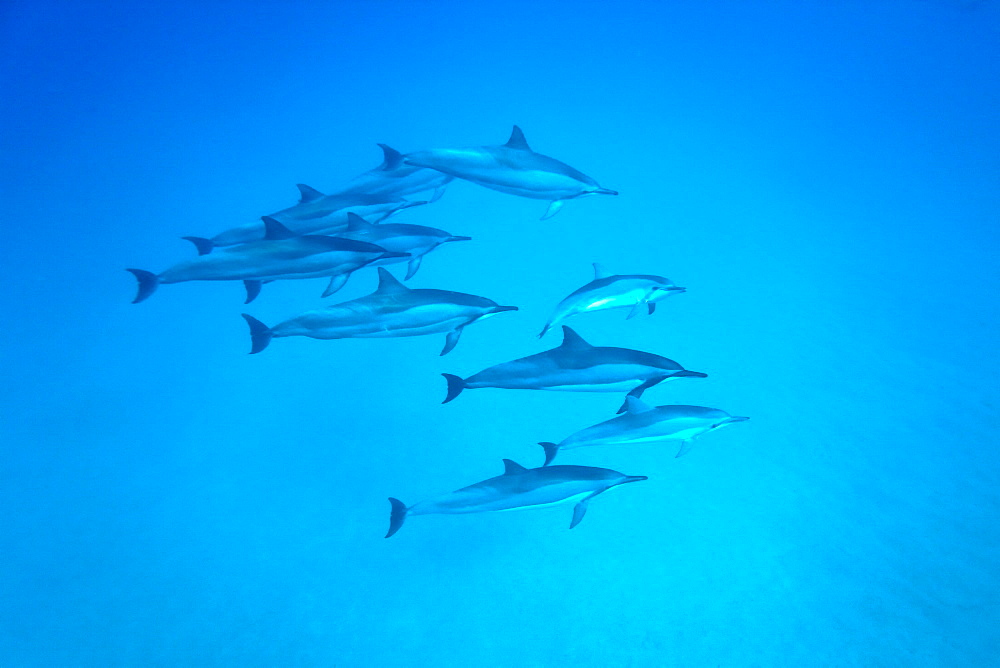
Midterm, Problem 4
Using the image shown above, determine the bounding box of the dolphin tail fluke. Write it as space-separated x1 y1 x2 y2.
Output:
241 314 273 354
386 497 408 538
539 442 560 467
243 280 262 304
541 200 565 220
441 373 466 403
126 269 159 304
672 370 708 379
181 236 214 256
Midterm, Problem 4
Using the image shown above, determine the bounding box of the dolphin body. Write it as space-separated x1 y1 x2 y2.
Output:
202 190 426 249
540 397 750 464
318 212 472 297
403 126 618 219
385 459 647 537
330 144 453 202
539 263 687 337
126 218 402 304
241 267 517 355
442 326 707 410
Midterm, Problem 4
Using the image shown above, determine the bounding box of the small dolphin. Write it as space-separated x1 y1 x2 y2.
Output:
241 267 517 355
385 459 647 537
203 190 427 249
539 263 686 337
127 218 402 304
539 397 749 464
442 326 706 410
404 126 617 219
331 144 453 202
319 213 471 297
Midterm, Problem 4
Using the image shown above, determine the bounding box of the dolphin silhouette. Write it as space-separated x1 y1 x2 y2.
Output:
539 263 686 337
331 143 453 202
127 218 402 304
204 190 427 249
385 459 647 537
404 126 617 219
540 397 749 464
241 267 517 355
442 326 707 410
319 212 471 296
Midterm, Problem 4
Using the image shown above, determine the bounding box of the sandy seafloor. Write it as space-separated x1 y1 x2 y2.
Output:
1 1 998 666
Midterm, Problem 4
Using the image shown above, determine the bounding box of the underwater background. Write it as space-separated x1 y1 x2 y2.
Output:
2 0 998 665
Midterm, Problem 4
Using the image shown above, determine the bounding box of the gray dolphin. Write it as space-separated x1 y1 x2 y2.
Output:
241 267 517 355
404 126 617 219
202 190 427 250
318 213 471 297
442 326 707 410
540 397 749 464
539 263 686 337
331 144 453 202
126 218 403 304
385 459 647 537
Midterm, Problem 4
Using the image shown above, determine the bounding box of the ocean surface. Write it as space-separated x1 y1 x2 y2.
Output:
2 1 998 665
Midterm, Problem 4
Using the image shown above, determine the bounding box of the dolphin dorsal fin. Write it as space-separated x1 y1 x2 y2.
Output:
346 212 374 232
296 184 324 204
560 326 592 350
261 216 296 240
593 263 608 280
377 144 405 170
504 125 531 151
502 459 528 475
624 396 654 414
375 267 408 293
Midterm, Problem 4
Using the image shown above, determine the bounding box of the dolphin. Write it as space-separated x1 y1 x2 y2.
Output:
404 126 618 219
385 459 647 537
539 397 750 464
241 267 517 355
201 190 427 250
442 326 707 410
330 144 453 202
539 263 686 337
126 218 404 304
318 213 471 297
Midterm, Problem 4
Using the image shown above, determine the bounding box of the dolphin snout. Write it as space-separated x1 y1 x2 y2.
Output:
727 416 750 423
492 305 519 313
593 188 618 196
669 286 687 293
621 475 648 484
446 236 473 243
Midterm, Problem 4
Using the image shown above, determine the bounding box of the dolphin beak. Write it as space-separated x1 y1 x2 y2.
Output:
593 188 618 196
400 200 429 210
727 416 750 423
669 286 687 293
446 236 473 243
492 305 519 313
621 475 648 484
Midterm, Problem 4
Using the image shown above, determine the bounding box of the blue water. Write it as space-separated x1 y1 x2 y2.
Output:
2 1 998 665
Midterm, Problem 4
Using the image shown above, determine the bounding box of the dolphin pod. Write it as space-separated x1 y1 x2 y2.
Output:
126 126 747 538
386 459 647 538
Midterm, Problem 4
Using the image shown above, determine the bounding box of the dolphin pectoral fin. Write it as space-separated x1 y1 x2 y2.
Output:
442 374 466 403
617 376 669 413
429 185 447 202
676 441 694 458
539 442 560 467
243 280 263 304
181 236 214 256
441 327 464 356
386 497 408 538
404 255 423 281
322 273 351 298
241 314 273 354
626 302 644 320
541 200 565 220
126 269 159 304
570 496 593 529
647 302 656 315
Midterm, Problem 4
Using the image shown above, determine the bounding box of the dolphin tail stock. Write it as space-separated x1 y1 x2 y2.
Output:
385 497 408 538
126 268 159 304
538 442 560 467
241 313 273 354
441 373 466 403
181 236 214 255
